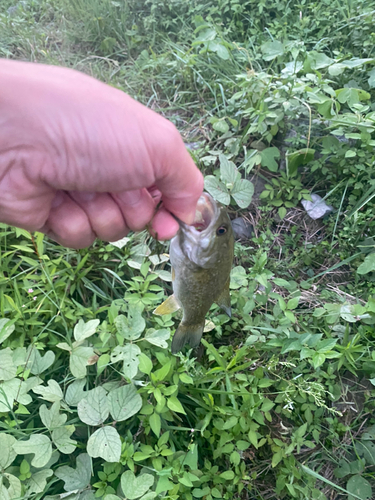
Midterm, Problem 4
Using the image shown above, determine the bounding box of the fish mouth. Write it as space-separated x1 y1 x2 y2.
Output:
171 193 218 236
191 193 217 232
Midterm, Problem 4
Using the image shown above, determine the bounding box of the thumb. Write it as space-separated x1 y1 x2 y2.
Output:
152 126 204 224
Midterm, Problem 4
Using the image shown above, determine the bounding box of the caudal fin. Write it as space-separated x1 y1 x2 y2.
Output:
171 321 205 354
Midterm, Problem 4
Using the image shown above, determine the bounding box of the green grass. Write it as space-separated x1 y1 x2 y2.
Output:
1 1 375 499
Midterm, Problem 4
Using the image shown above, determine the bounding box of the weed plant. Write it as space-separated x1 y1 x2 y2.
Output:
0 1 375 499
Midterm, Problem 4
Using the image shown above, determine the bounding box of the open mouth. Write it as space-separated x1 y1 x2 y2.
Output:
192 193 216 232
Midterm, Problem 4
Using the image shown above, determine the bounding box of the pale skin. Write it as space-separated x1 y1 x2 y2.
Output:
0 59 204 248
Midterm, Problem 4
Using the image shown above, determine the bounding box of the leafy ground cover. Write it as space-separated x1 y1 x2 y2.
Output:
1 1 375 499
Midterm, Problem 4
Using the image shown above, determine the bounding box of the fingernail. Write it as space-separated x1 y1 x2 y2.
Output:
51 192 64 208
117 189 142 205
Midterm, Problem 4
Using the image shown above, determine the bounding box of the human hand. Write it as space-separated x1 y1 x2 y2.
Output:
0 60 203 248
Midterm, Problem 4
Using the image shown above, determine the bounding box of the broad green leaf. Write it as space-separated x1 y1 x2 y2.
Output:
339 58 374 69
356 440 375 466
78 386 109 425
115 306 145 340
87 426 121 462
52 425 77 454
0 434 17 469
111 344 141 380
156 475 174 495
149 412 161 436
212 120 229 133
167 396 186 414
209 41 230 60
261 398 275 412
219 154 238 184
108 384 142 422
55 453 92 491
237 440 250 451
13 434 52 468
184 443 198 470
0 347 17 381
220 470 234 480
317 98 335 118
179 473 194 487
33 379 63 402
56 342 71 351
261 40 284 61
357 253 375 275
121 470 154 500
282 60 303 75
81 492 96 500
28 348 55 375
154 360 171 381
192 487 210 497
40 402 66 429
144 329 170 348
272 450 283 468
328 63 346 76
0 319 15 344
0 378 33 411
317 338 338 353
260 147 280 172
222 416 238 429
287 297 299 310
287 148 315 176
230 266 248 289
334 460 352 479
154 269 172 282
295 422 307 438
109 236 130 249
0 473 21 500
179 373 194 384
26 469 53 494
158 431 170 447
195 27 216 42
97 353 110 376
345 149 356 158
74 319 100 342
231 178 254 208
347 475 372 500
138 493 157 500
138 352 153 374
278 207 287 220
12 346 26 367
204 176 231 205
310 52 334 69
65 378 87 406
311 352 326 369
70 344 95 379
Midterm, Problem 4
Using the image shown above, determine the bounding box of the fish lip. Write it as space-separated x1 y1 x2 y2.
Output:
179 193 218 236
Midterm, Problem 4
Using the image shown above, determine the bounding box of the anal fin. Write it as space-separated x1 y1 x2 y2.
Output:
153 294 181 315
171 321 205 354
215 278 232 317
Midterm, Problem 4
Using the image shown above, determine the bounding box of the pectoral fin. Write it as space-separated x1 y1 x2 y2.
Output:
171 321 205 354
153 294 181 315
216 278 231 317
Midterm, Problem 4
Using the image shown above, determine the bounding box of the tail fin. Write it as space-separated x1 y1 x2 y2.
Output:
171 321 205 354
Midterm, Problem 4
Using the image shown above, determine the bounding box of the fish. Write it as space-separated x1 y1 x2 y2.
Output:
154 192 234 353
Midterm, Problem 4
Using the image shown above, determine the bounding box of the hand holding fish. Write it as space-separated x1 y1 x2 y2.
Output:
0 59 203 248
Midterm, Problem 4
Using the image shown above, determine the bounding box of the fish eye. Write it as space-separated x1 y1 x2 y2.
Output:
216 226 227 236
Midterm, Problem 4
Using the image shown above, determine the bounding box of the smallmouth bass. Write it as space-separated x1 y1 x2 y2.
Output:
154 193 234 353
